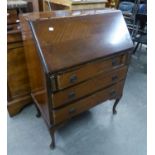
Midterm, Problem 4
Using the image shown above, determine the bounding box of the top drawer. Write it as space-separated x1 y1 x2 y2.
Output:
56 53 128 90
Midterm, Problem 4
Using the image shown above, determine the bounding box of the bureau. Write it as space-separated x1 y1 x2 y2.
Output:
20 9 133 149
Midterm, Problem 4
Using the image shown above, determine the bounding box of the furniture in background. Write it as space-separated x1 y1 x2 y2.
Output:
132 13 147 54
118 0 140 37
118 0 147 55
7 0 34 13
118 0 147 37
106 0 120 8
26 0 45 12
43 0 108 11
7 0 33 116
7 0 28 13
20 10 133 148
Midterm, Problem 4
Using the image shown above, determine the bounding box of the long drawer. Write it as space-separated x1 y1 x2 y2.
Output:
8 42 23 50
52 81 124 125
52 66 127 108
7 24 22 43
7 31 22 43
56 53 128 90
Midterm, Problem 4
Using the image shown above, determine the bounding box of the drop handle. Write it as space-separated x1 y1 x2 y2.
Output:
69 75 77 84
110 90 116 98
112 75 118 82
112 58 118 66
69 108 76 114
68 92 76 99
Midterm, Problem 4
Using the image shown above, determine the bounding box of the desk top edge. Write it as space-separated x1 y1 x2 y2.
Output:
20 9 120 21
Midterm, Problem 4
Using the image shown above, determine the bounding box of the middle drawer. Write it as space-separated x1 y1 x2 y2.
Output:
52 66 127 108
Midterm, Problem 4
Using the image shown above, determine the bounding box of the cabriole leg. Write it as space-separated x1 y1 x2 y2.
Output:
113 98 120 115
49 128 55 149
35 104 41 118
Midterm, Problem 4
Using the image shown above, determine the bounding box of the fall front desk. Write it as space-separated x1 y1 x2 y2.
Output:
10 9 133 149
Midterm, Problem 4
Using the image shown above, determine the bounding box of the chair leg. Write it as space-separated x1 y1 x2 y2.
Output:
113 98 120 115
133 42 140 54
137 43 143 60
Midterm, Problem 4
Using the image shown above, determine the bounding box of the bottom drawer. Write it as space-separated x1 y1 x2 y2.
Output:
52 81 124 125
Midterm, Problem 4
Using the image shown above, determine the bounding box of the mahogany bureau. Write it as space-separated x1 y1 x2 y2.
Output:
20 9 133 149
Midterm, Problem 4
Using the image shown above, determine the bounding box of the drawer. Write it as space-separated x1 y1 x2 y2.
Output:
7 24 22 43
7 31 22 43
52 81 124 125
56 53 128 90
8 42 23 50
52 66 127 108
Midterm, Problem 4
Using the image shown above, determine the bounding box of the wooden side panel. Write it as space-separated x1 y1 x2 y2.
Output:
23 40 44 93
20 14 44 93
23 38 51 125
20 15 51 125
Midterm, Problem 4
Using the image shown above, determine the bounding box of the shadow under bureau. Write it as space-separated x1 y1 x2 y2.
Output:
21 9 133 149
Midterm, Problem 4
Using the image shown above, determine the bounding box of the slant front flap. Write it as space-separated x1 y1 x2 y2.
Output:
30 10 133 73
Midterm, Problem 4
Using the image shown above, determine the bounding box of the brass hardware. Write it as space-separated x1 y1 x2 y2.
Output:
69 108 76 114
69 75 77 84
112 58 118 66
68 92 76 99
112 75 118 82
110 90 116 98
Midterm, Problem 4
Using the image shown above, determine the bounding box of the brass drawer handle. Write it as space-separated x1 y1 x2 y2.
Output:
110 90 116 98
68 92 76 99
112 58 118 66
69 108 76 114
112 75 118 82
69 75 77 84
